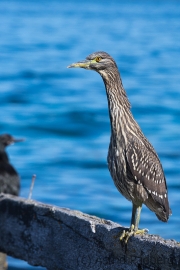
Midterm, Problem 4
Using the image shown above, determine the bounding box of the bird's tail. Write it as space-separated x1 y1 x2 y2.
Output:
144 196 171 222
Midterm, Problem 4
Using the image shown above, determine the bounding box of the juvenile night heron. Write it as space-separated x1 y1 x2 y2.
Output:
0 134 24 196
68 51 171 242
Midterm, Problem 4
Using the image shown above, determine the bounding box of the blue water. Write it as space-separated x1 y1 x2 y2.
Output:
0 0 180 269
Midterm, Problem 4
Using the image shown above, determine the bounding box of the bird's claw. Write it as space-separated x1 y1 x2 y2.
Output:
120 224 149 244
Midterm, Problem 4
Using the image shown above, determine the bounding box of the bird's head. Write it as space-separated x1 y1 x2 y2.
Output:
68 51 117 74
0 134 24 148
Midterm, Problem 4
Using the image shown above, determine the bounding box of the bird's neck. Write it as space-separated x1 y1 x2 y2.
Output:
100 68 131 136
0 145 9 163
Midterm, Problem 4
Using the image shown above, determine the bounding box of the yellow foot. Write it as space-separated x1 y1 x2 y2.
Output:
120 224 148 244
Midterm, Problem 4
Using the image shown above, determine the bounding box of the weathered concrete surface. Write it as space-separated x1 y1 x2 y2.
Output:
0 194 179 270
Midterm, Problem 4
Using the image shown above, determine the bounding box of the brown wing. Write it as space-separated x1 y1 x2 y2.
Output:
126 139 171 221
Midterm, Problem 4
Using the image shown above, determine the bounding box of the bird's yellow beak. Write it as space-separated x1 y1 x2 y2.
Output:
67 59 96 69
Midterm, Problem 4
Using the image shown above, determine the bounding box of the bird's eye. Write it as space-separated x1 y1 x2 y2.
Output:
95 56 102 62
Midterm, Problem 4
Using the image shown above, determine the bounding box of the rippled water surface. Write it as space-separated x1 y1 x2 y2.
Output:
0 0 180 269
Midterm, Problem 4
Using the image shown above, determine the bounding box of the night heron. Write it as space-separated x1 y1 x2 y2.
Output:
0 134 24 196
68 51 171 242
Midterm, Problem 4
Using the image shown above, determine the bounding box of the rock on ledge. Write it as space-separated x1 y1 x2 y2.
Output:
0 194 179 270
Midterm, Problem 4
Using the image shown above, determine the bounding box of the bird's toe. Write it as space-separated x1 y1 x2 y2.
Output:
119 224 149 244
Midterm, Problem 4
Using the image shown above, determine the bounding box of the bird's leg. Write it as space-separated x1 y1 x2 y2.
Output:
120 203 148 243
131 203 141 230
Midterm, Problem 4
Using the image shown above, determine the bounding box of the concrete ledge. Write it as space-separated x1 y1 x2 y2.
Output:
0 194 179 270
